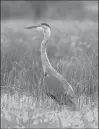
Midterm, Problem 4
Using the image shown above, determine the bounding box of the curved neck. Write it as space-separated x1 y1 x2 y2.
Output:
41 34 52 73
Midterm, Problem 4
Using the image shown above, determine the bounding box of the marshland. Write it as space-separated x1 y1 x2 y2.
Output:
1 1 98 128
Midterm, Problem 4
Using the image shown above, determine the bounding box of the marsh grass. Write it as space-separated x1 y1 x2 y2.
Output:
1 19 98 128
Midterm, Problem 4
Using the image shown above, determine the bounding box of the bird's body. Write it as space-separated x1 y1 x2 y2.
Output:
25 23 76 110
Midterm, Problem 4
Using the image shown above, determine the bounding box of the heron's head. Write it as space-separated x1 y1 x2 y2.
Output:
25 23 51 37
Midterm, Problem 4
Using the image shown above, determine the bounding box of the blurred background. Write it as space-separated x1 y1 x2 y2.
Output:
1 1 98 21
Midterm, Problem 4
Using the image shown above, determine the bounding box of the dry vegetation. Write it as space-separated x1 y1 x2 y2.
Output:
1 19 98 128
1 1 98 128
1 2 98 128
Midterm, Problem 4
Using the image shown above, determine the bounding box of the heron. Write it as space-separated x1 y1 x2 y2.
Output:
25 23 76 110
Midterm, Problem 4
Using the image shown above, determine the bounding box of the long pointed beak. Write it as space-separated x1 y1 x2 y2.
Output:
24 26 37 29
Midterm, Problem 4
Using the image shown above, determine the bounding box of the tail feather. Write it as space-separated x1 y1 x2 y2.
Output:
67 83 74 97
